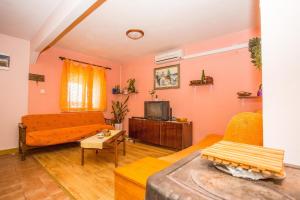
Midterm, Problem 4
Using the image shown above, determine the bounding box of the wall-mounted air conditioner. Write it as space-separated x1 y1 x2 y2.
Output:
155 49 183 65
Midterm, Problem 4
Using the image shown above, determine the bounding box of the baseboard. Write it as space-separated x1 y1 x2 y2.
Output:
0 148 18 156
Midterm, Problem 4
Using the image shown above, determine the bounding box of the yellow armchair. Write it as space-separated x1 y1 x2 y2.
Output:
223 112 263 146
114 112 263 200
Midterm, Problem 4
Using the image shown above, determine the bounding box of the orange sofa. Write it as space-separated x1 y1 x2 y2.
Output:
114 112 263 200
19 112 113 160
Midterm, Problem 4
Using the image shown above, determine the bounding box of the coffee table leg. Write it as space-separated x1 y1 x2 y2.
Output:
114 139 118 167
81 148 84 166
123 134 126 156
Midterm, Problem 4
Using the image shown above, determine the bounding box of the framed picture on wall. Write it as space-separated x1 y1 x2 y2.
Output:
0 54 10 70
154 64 180 89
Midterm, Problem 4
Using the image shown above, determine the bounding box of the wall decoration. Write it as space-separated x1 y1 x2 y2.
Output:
127 78 137 93
154 64 180 89
28 73 45 84
0 54 10 70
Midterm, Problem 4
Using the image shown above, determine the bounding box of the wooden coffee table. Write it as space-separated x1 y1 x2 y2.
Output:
80 130 126 167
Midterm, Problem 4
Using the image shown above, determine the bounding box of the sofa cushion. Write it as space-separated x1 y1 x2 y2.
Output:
22 112 106 132
26 124 113 146
114 157 170 188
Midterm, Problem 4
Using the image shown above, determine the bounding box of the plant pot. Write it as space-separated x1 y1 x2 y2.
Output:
114 123 123 130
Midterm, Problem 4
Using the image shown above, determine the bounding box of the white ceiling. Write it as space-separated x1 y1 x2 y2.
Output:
57 0 259 64
0 0 62 40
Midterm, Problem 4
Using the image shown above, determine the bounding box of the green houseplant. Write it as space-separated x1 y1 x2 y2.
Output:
111 96 129 130
248 37 262 70
249 37 263 96
149 89 156 100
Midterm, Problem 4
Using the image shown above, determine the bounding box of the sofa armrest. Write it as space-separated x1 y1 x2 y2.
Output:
18 123 27 130
104 118 114 125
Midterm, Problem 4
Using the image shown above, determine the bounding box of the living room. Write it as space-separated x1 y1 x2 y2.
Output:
0 0 300 200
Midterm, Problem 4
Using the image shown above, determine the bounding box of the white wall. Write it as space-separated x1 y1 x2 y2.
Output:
0 33 29 150
261 0 300 165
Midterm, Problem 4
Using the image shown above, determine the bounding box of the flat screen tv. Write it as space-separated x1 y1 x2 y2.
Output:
144 101 170 121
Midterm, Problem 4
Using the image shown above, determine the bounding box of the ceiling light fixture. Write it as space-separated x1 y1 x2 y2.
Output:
126 29 144 40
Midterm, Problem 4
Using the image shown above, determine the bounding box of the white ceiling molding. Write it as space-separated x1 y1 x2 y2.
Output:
30 0 104 64
182 43 248 60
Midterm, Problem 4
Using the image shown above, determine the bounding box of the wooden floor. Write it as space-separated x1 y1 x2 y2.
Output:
33 141 174 200
0 154 70 200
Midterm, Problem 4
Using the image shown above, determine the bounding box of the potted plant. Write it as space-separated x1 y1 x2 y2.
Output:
149 89 156 100
248 37 262 70
249 37 262 96
111 96 129 130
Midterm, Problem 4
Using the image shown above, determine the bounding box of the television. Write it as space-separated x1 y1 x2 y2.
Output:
144 101 170 121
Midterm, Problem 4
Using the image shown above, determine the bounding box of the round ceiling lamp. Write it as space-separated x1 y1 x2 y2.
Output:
126 29 144 40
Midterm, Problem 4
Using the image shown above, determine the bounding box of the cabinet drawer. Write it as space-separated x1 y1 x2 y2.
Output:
160 122 182 149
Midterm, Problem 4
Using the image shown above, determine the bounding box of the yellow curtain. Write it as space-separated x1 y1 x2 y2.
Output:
60 60 106 112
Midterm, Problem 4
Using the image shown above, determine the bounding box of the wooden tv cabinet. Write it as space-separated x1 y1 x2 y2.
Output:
129 118 192 150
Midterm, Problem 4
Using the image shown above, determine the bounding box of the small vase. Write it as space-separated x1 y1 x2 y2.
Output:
114 123 123 130
257 84 263 96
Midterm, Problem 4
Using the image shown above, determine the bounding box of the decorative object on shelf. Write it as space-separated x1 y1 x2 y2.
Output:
112 85 121 94
248 37 261 70
237 91 262 99
0 54 10 70
238 96 261 99
176 118 188 123
237 91 252 97
127 78 137 93
28 73 45 84
189 69 214 86
122 88 128 95
149 89 156 100
201 69 206 83
201 141 285 180
111 96 129 130
190 76 214 86
154 64 180 90
257 84 262 96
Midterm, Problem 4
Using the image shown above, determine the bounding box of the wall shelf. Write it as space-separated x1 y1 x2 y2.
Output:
189 82 213 86
113 92 138 96
238 96 262 99
189 76 214 86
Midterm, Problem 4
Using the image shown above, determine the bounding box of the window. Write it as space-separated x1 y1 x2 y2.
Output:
60 60 106 111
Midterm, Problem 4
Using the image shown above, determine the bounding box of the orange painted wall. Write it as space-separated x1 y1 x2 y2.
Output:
28 47 121 118
121 29 262 143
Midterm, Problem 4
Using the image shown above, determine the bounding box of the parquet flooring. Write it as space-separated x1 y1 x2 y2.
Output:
0 154 70 200
33 142 174 200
